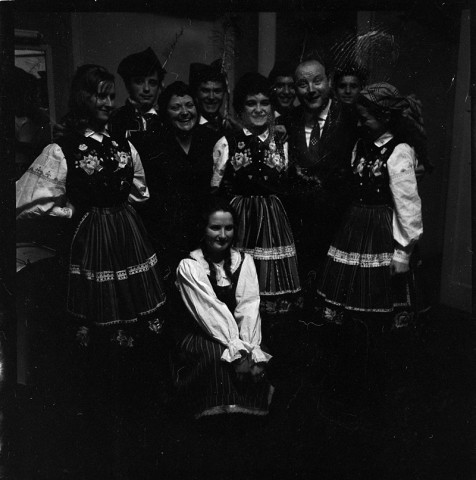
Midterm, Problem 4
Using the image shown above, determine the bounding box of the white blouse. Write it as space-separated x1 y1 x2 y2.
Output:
176 248 271 365
16 130 148 220
352 132 423 264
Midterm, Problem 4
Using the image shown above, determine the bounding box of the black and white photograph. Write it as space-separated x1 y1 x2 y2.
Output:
1 1 473 479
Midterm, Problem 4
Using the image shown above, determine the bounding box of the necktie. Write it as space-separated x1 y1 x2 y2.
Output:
309 121 322 156
309 123 320 146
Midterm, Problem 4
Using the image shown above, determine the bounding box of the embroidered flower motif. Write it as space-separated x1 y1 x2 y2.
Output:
354 158 366 176
115 151 130 169
231 152 251 170
78 144 88 151
371 159 383 177
75 326 89 347
264 152 284 171
148 318 164 335
78 154 102 175
323 307 343 325
237 141 245 150
112 140 118 147
393 311 414 330
268 141 276 152
111 329 134 347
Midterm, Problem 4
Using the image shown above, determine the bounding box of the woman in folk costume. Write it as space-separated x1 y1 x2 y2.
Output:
316 82 426 326
314 83 427 418
173 198 273 418
16 64 166 344
211 73 300 315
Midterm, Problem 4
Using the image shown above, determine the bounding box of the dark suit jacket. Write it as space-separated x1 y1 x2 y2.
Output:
280 100 357 194
109 101 163 162
279 100 358 266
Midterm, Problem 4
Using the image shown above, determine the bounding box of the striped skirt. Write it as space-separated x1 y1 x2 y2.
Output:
316 204 412 313
230 195 300 296
67 202 166 326
172 332 272 418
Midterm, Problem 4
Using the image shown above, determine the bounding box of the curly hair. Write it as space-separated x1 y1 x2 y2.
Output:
157 81 198 129
63 64 115 132
232 73 272 115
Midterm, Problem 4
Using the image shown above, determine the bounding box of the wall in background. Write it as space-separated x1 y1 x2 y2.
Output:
14 9 470 311
275 8 464 308
70 12 224 108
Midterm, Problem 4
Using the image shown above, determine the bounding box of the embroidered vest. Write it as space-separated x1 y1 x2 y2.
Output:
225 131 288 196
351 137 399 205
58 132 134 211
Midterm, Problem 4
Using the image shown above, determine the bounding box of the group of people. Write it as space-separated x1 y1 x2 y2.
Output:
16 45 428 420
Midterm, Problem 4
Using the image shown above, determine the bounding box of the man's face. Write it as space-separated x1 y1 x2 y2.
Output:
196 81 225 117
128 71 161 111
272 75 296 110
294 61 331 113
336 75 362 105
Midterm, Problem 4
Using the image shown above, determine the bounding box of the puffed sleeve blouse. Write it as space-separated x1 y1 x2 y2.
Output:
176 248 272 365
351 134 423 264
16 130 148 220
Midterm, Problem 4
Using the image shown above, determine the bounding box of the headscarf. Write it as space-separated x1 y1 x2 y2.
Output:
359 82 426 139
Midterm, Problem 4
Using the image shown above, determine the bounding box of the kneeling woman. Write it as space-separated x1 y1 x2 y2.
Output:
173 198 273 418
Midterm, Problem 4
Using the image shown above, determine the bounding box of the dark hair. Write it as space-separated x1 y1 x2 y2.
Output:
233 72 272 114
158 81 197 126
63 64 115 131
333 65 367 87
118 47 165 86
200 197 237 287
268 61 296 84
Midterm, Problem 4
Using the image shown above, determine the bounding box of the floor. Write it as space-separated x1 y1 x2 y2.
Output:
8 257 476 480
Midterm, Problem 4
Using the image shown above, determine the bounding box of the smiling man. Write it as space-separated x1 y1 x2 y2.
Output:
279 54 358 312
189 59 227 134
268 61 296 117
110 47 165 158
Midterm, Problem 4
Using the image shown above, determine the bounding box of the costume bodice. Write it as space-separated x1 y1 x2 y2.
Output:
225 130 288 196
58 132 133 211
351 138 398 205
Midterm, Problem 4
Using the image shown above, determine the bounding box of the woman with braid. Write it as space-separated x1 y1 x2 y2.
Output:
172 198 273 419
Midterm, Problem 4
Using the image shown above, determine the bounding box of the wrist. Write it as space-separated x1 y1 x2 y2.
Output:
393 248 411 264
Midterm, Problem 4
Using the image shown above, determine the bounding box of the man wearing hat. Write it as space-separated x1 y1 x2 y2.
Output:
189 59 228 134
110 47 166 158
